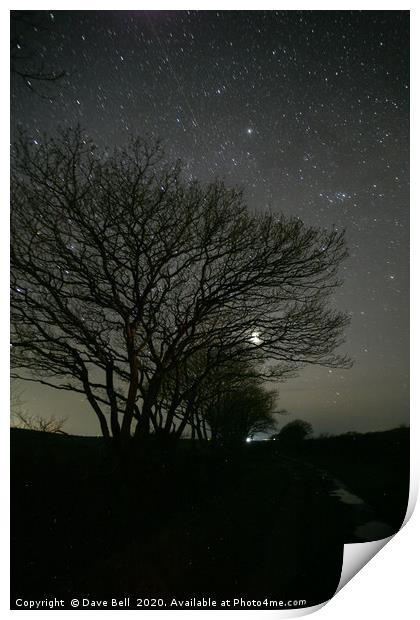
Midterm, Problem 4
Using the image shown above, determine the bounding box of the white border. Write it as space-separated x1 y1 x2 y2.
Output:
3 2 417 618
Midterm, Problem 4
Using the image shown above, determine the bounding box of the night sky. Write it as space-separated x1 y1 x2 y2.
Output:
11 10 409 436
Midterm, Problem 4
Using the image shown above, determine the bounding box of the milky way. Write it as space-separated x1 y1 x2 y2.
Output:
11 10 409 435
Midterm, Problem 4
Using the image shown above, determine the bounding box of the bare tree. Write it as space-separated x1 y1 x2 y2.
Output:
156 350 287 443
203 374 278 443
12 411 68 434
11 128 351 445
10 385 67 434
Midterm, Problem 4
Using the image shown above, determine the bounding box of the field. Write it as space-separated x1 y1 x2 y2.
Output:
11 427 409 609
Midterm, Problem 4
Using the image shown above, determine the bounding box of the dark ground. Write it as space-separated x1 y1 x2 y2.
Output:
278 427 410 531
10 427 409 609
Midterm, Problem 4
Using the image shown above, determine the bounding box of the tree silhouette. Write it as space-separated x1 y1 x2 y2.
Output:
12 411 68 434
10 385 67 434
11 128 351 444
139 345 275 441
203 375 277 443
273 419 314 443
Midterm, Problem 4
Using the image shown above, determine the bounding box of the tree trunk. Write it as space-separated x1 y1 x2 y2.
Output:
140 375 162 434
106 360 121 439
120 323 139 439
82 375 110 440
175 408 191 439
195 412 203 441
133 403 150 441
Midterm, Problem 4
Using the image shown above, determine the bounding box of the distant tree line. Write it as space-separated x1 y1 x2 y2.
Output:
272 419 314 444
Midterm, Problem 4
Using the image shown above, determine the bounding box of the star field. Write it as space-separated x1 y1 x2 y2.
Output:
11 10 409 435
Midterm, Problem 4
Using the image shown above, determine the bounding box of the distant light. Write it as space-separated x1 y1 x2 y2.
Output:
246 127 253 135
246 437 252 443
